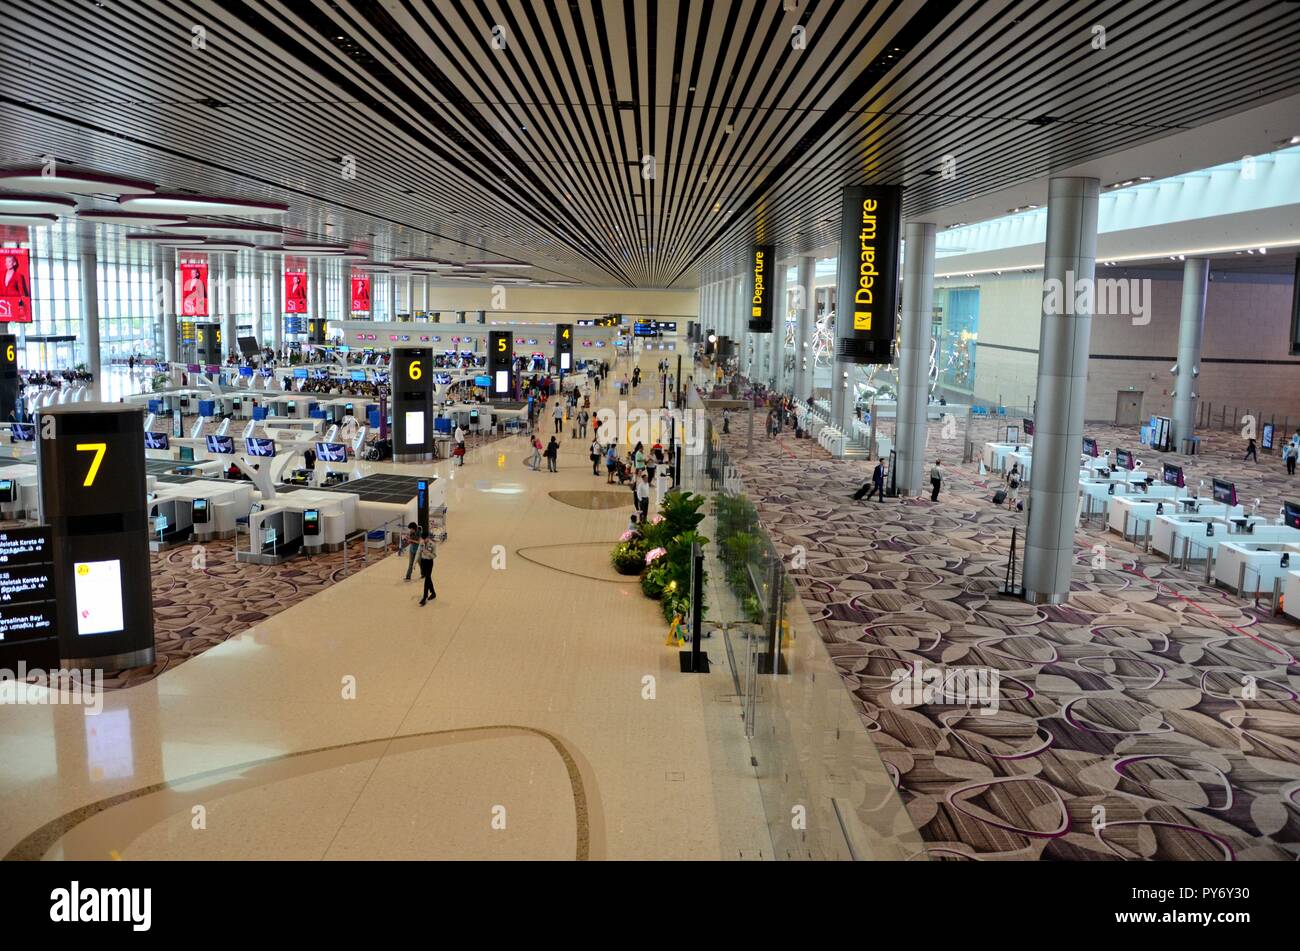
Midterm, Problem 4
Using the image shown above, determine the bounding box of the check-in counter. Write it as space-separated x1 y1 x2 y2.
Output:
152 479 256 540
1215 539 1300 595
1281 570 1300 622
0 463 39 520
1107 488 1186 539
242 489 358 563
1006 449 1033 481
1150 508 1253 559
982 442 1024 473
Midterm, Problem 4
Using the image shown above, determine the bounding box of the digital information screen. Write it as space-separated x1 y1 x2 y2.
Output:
145 432 170 450
206 435 235 454
1212 478 1238 507
404 410 425 446
245 437 276 457
494 369 509 394
0 527 58 660
74 559 125 637
316 442 347 462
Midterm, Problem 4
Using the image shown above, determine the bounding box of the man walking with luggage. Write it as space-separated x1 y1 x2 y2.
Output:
851 458 886 502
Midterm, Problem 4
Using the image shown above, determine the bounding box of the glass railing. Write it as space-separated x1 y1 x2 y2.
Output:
684 386 925 860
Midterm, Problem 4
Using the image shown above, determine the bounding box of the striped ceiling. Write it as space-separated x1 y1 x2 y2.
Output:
2 0 1299 289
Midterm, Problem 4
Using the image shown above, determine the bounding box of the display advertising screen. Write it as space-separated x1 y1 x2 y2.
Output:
144 432 170 450
205 435 235 454
494 369 509 394
350 369 366 381
191 498 209 523
73 559 125 636
303 509 320 536
0 247 33 322
179 262 209 317
1212 478 1238 506
1082 437 1099 457
245 437 276 457
1262 423 1275 451
350 274 371 313
403 411 425 446
292 367 308 379
0 479 14 503
1162 463 1185 487
11 423 34 441
285 271 309 314
474 375 491 387
1115 449 1135 470
1284 501 1300 530
316 442 347 462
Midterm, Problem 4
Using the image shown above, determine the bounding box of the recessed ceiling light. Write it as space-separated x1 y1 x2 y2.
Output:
0 213 57 227
160 220 282 238
119 193 289 216
0 166 155 195
76 209 188 227
0 193 76 214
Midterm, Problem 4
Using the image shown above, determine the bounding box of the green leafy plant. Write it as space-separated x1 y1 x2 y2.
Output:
610 540 647 575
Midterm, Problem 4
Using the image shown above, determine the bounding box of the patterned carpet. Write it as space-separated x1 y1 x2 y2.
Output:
722 415 1300 860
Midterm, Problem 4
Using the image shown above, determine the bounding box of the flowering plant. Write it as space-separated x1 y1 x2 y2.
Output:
645 547 668 565
649 514 665 525
619 530 636 542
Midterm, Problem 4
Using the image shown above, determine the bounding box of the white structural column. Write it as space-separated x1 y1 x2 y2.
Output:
221 255 237 357
315 260 325 329
78 226 102 396
896 222 937 495
1023 177 1101 605
736 276 751 377
271 257 283 353
404 274 413 318
1171 257 1209 449
792 256 815 399
386 273 395 322
159 245 178 364
251 264 263 346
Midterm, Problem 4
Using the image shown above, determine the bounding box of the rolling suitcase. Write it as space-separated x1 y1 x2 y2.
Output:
991 489 1008 505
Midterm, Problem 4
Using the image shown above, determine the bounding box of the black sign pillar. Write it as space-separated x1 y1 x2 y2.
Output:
488 331 513 399
306 318 326 346
392 348 433 461
748 245 774 333
37 403 154 670
554 323 574 375
0 334 18 422
835 185 902 365
195 323 222 366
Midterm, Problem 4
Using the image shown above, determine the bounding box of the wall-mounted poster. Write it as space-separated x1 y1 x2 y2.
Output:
350 273 371 313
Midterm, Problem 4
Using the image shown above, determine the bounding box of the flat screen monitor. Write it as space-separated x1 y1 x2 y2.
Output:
1284 501 1300 530
238 366 254 377
11 423 34 441
403 410 425 446
433 417 453 435
560 352 572 371
474 375 491 387
1212 478 1238 507
191 498 210 524
494 369 509 394
0 479 14 503
1115 449 1135 470
303 509 320 536
1005 426 1018 444
292 367 308 379
206 434 235 454
260 367 274 377
434 372 452 385
1023 418 1035 437
316 442 347 463
1082 437 1099 457
179 445 195 462
144 431 170 450
245 437 276 457
1162 463 1185 488
350 369 366 381
1262 423 1275 451
73 559 125 637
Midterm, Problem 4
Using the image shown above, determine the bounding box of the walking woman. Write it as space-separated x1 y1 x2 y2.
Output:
417 530 437 606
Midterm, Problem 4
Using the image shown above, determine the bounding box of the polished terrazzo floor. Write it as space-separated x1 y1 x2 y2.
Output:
720 410 1300 860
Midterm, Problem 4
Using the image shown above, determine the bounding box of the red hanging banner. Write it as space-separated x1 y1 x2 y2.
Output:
0 246 33 323
284 268 308 314
178 257 209 317
350 272 371 313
